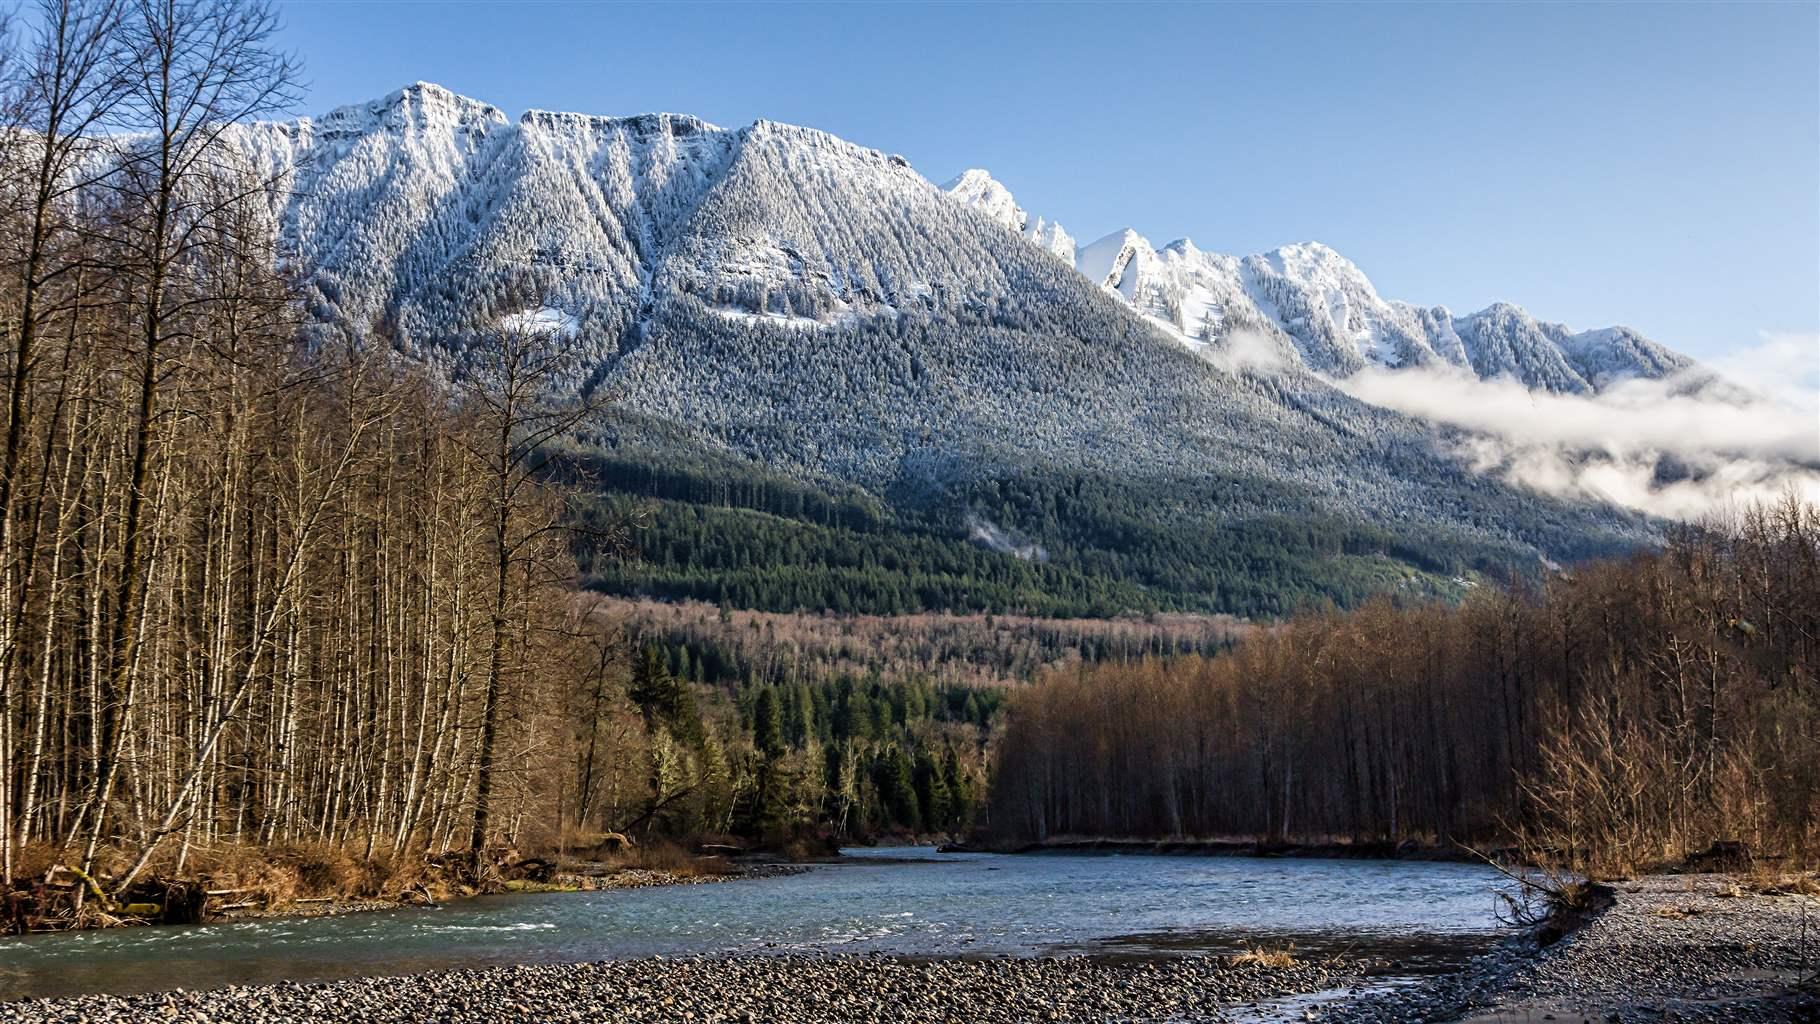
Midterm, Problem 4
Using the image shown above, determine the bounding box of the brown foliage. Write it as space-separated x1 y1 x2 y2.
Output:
1229 944 1299 968
0 0 625 898
589 839 735 878
993 499 1820 874
609 597 1246 691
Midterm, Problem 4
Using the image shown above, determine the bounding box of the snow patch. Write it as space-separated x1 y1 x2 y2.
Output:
709 305 825 329
709 300 901 331
500 306 579 337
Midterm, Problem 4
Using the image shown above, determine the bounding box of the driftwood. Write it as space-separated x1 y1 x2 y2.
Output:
501 857 558 883
568 831 638 860
2 867 201 932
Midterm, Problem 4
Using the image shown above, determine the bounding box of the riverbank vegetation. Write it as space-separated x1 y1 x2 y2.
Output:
0 0 998 932
992 498 1820 876
0 0 620 922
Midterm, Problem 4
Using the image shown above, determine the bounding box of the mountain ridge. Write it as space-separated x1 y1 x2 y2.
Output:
942 168 1694 394
208 83 1658 615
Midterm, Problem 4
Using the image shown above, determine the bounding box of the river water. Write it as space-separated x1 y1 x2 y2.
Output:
0 848 1510 1000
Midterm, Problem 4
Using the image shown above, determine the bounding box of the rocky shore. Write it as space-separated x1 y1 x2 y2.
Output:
4 873 1813 1023
2 955 1361 1023
1316 873 1818 1023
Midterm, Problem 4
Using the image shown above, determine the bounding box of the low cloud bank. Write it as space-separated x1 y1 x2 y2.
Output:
1333 333 1820 521
1205 328 1295 376
966 515 1048 562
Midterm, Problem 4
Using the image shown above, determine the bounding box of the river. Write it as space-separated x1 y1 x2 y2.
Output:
0 848 1511 1000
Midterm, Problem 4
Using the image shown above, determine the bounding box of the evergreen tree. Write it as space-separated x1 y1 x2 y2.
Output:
913 750 952 832
961 691 984 728
942 746 973 828
631 643 705 748
752 686 785 757
876 747 918 829
786 683 815 748
699 735 733 835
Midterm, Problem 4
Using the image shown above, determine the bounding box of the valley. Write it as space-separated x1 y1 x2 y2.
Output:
0 2 1813 1021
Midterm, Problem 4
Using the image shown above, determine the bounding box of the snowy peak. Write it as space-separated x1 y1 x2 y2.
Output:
935 171 1693 392
1077 229 1148 290
1023 218 1075 263
229 84 1090 366
943 168 1025 232
1451 305 1695 393
312 81 507 140
519 108 722 138
1233 242 1690 389
941 170 1075 263
243 83 1696 406
1257 242 1377 299
228 83 765 357
1450 303 1591 392
1556 326 1692 389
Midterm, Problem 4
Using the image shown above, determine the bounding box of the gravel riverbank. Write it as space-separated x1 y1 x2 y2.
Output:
2 955 1362 1023
1315 873 1819 1023
3 873 1812 1023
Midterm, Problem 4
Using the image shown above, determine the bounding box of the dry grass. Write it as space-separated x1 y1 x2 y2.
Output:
1740 869 1820 897
1229 944 1299 968
194 843 440 905
593 840 734 878
10 842 63 882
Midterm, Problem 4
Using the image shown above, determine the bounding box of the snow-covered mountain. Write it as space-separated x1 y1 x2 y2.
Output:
942 170 1692 394
942 169 1076 263
210 83 1653 579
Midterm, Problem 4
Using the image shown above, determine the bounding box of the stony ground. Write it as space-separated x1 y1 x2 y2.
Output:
1316 874 1819 1023
1 955 1361 1023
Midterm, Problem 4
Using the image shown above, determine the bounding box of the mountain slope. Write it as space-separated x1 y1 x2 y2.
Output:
218 84 1654 615
943 170 1694 394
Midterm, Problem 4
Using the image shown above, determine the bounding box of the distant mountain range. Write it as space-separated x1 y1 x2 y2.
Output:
942 168 1692 393
214 82 1674 614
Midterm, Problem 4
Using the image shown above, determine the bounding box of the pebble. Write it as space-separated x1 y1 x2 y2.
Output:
3 956 1359 1023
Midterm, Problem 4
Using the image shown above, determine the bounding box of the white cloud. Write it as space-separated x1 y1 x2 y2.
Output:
966 514 1048 562
1204 327 1293 376
1331 334 1820 521
1706 331 1820 416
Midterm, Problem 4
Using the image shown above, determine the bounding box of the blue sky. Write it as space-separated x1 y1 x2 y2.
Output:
273 1 1818 363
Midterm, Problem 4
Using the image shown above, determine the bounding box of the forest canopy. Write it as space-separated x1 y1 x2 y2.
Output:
992 499 1820 875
